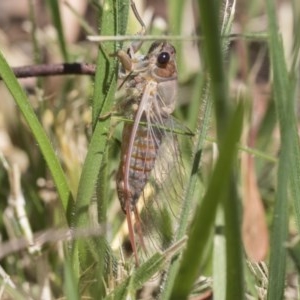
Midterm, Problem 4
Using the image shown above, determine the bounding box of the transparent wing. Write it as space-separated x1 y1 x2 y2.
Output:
135 115 192 259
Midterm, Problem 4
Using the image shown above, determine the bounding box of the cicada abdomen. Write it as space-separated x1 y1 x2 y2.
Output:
116 122 164 213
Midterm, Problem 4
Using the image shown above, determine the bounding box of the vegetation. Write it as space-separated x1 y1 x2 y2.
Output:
0 0 300 299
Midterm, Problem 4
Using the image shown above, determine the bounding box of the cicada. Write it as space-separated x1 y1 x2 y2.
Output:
114 1 188 266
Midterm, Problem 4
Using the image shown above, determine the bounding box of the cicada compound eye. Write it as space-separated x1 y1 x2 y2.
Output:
157 52 170 65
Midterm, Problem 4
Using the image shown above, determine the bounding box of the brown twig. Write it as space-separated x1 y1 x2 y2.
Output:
1 63 97 79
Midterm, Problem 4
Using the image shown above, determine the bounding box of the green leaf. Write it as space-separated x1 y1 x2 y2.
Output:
64 259 79 300
265 0 299 298
287 236 300 273
46 0 69 61
0 50 71 226
106 238 186 299
71 0 129 292
162 1 242 298
169 102 243 299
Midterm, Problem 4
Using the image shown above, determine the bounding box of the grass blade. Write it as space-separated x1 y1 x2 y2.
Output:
265 0 299 298
106 238 186 299
170 102 244 299
46 0 69 61
162 1 240 298
198 1 244 298
0 50 71 225
64 259 79 300
167 0 185 76
71 0 129 292
287 237 300 273
161 76 213 298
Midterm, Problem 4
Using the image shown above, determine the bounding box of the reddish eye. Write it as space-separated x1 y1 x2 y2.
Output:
157 52 170 65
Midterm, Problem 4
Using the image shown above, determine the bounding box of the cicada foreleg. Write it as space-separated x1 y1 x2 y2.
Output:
124 194 147 266
111 0 146 73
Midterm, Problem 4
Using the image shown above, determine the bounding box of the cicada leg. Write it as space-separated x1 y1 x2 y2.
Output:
116 1 148 266
111 0 146 73
124 192 140 265
124 200 147 266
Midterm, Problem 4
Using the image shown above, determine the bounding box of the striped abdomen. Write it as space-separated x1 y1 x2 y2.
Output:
116 121 163 213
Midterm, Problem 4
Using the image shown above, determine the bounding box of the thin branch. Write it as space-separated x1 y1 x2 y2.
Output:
0 63 97 79
87 32 268 43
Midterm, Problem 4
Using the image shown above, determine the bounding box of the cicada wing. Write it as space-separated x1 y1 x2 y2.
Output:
136 116 192 258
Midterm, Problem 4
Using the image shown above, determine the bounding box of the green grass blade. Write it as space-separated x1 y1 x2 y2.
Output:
287 4 300 237
46 0 69 61
106 252 165 299
92 0 129 124
223 173 244 300
161 74 213 299
169 102 244 299
162 1 240 298
197 1 244 298
64 259 79 300
106 238 186 299
265 0 297 298
198 0 229 136
214 2 244 299
0 50 71 225
72 0 129 289
167 0 185 77
28 0 42 64
287 237 300 273
267 155 289 300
